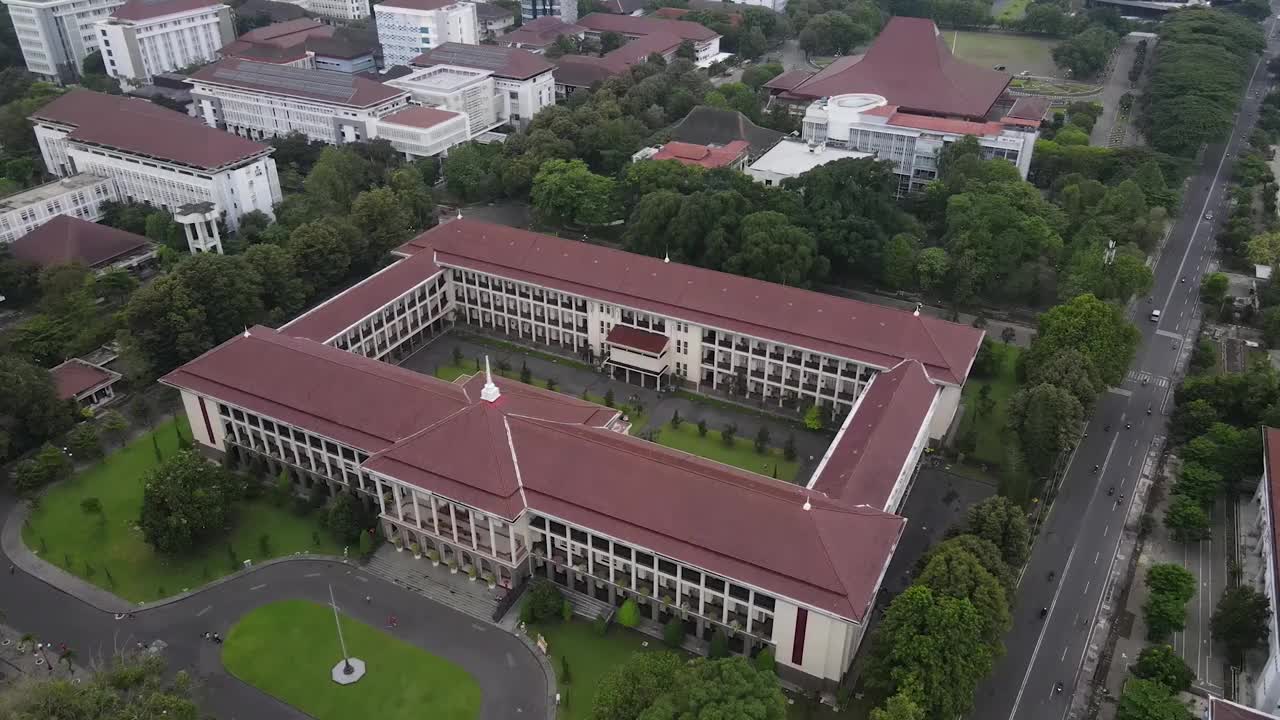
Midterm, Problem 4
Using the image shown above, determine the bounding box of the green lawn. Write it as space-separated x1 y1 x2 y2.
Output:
655 422 799 482
996 0 1031 21
949 30 1061 78
957 343 1021 468
23 417 342 603
224 600 481 720
530 619 660 720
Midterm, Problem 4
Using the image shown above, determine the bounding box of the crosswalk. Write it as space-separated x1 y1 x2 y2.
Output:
1125 370 1170 387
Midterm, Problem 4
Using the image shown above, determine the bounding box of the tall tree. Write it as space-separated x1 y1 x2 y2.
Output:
1143 563 1196 641
961 496 1031 569
1007 383 1084 475
915 543 1011 646
138 449 235 554
724 211 827 287
0 653 199 719
0 358 71 463
1026 293 1140 387
592 651 684 720
288 221 352 296
122 273 213 375
351 186 413 267
531 158 618 226
1211 585 1271 666
1116 678 1193 720
638 657 787 720
1132 644 1194 692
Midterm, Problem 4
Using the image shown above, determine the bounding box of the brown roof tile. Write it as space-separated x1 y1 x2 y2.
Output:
31 90 271 171
111 0 222 21
51 359 120 400
397 220 983 385
1210 697 1280 720
380 105 465 129
280 251 442 342
502 16 584 48
605 324 668 354
9 215 151 269
577 12 718 41
189 59 405 107
411 42 553 80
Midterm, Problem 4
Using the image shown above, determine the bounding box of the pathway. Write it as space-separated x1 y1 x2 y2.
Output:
0 491 551 720
1090 36 1146 148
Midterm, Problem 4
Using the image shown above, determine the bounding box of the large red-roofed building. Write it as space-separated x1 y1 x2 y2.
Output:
163 217 981 687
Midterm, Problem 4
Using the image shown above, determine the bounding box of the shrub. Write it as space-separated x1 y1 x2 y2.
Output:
593 614 608 636
520 361 532 384
697 419 708 437
67 423 102 460
708 628 729 659
358 528 374 556
604 389 615 408
804 404 823 431
546 377 557 392
783 434 797 462
526 579 564 622
258 534 271 556
273 470 292 507
326 492 370 544
670 410 683 429
663 617 684 648
617 598 640 628
721 423 737 447
308 480 328 510
79 497 102 515
452 345 464 365
561 598 573 622
560 655 571 684
754 648 776 674
754 426 770 454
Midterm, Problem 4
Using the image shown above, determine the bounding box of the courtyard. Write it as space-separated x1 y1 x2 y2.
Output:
22 417 342 603
223 600 483 720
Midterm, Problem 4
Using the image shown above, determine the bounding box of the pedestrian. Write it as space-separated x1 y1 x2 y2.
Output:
8 564 13 574
203 632 211 641
212 633 222 644
365 595 372 604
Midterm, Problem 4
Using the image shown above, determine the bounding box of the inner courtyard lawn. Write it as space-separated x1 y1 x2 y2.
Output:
530 619 658 720
22 417 341 603
655 423 799 482
223 600 481 720
957 343 1021 468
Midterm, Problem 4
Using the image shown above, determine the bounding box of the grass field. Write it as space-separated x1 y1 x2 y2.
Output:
224 600 481 720
948 30 1061 78
531 619 657 720
957 343 1022 468
24 417 341 603
655 422 799 482
996 0 1031 21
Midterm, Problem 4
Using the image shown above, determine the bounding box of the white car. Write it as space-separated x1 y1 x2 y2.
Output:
1150 309 1162 322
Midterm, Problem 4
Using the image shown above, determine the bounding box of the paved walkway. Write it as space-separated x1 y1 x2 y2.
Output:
1090 37 1146 148
0 492 552 719
402 335 833 484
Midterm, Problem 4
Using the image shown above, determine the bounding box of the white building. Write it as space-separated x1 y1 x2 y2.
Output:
385 64 499 136
800 93 1037 195
30 90 282 231
1250 428 1280 714
305 0 368 21
374 0 478 68
745 139 870 187
4 0 125 81
187 58 410 144
0 174 117 244
92 0 234 90
162 217 982 689
373 105 470 159
410 42 554 129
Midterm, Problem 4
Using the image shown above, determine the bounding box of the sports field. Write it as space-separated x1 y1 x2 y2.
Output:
948 30 1062 78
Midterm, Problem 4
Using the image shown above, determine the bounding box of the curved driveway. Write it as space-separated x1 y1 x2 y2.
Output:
0 494 548 720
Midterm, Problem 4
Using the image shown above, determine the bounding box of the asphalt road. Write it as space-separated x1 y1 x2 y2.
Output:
970 12 1280 720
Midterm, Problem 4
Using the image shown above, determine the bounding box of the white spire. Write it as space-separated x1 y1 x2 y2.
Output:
663 249 670 263
480 355 501 403
802 495 811 511
243 326 250 338
913 302 921 318
456 208 463 221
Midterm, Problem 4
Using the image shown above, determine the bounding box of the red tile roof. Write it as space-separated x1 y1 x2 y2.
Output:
31 91 271 171
189 59 406 108
605 324 669 354
651 139 748 168
502 16 585 48
9 215 151 269
762 68 812 92
809 360 937 510
599 30 682 65
411 42 553 80
51 359 120 400
396 219 983 385
1006 96 1049 122
781 17 1009 120
577 12 718 41
280 251 443 343
551 55 624 86
1209 697 1279 720
888 112 1004 137
380 105 466 129
110 0 221 21
238 17 325 42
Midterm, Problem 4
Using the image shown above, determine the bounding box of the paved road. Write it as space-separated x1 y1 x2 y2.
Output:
0 493 549 719
971 11 1280 720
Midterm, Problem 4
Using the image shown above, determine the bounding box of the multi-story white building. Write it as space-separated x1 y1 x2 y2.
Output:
800 93 1037 195
187 58 410 144
385 64 499 136
92 0 234 90
1249 428 1280 714
519 0 574 23
0 173 116 244
373 105 470 159
162 216 980 689
410 42 554 129
305 0 367 21
374 0 478 68
4 0 124 81
30 90 282 231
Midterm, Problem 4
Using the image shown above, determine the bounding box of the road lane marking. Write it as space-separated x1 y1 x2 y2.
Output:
1156 329 1181 340
250 583 266 590
1061 645 1070 662
196 605 212 617
1084 580 1091 594
1094 551 1100 564
1109 388 1132 397
305 572 321 578
1104 524 1110 535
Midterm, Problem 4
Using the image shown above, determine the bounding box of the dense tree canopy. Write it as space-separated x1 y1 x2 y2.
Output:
1025 294 1140 387
0 654 199 719
139 450 236 554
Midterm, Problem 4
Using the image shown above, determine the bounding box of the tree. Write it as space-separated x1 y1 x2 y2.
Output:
1026 294 1140 387
617 598 640 628
1171 461 1221 507
961 496 1031 569
1249 231 1280 267
443 142 502 202
525 579 564 622
1212 585 1271 666
675 40 697 61
99 409 129 446
1169 399 1219 444
1132 644 1194 692
591 651 684 720
173 253 265 348
242 243 307 325
725 211 827 287
1143 563 1196 641
915 542 1011 645
1200 272 1229 305
864 585 992 720
639 657 786 720
10 443 72 494
1025 348 1100 412
738 27 767 59
919 534 1015 595
1008 383 1084 475
1264 306 1280 347
288 221 352 295
0 653 199 719
708 628 729 659
663 617 684 648
916 247 951 291
742 63 784 91
0 356 74 462
389 166 436 231
351 186 414 267
881 233 919 290
871 692 926 720
325 491 368 544
531 159 617 226
1052 26 1119 78
1163 494 1210 542
304 146 370 211
601 31 625 52
1116 678 1193 720
138 450 234 554
66 423 101 460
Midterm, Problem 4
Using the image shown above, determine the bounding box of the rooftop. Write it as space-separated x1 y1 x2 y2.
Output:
549 55 620 88
8 215 152 270
379 105 466 129
189 59 405 107
651 139 749 168
667 105 783 161
376 0 465 11
0 174 109 212
410 42 553 80
164 326 907 621
501 16 584 48
231 0 309 22
577 12 719 41
30 90 271 171
388 64 493 92
747 138 870 177
473 1 515 21
1209 697 1280 720
1264 428 1280 661
109 0 222 21
776 17 1010 121
386 219 984 384
51 358 121 401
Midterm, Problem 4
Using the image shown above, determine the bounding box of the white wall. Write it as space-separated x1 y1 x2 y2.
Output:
182 390 227 450
771 601 861 682
375 3 478 66
929 384 962 440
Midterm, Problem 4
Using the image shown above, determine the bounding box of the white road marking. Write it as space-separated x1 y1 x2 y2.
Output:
305 572 321 578
1061 645 1070 662
250 583 266 590
196 605 212 617
471 623 487 633
356 576 369 583
1094 551 1100 564
1109 388 1133 398
1156 329 1182 340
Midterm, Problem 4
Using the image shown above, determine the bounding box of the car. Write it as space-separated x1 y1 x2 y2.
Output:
1150 309 1161 322
994 64 1007 71
1020 70 1031 76
1204 211 1215 220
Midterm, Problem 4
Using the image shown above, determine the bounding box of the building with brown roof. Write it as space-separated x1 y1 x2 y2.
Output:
221 19 379 74
162 213 985 686
767 17 1009 121
577 12 721 64
29 90 281 232
9 215 155 273
500 15 585 53
634 139 750 170
91 0 234 89
1212 697 1280 720
52 358 123 408
410 42 556 128
474 1 517 38
187 58 411 144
